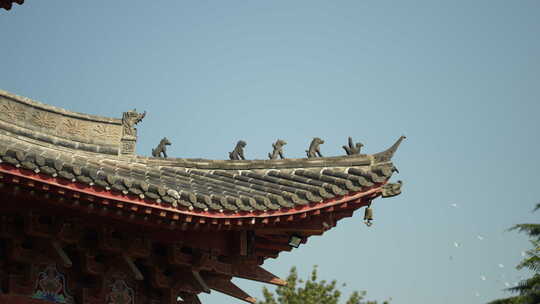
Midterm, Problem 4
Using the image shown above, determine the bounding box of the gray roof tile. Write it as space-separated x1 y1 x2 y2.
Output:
0 100 404 216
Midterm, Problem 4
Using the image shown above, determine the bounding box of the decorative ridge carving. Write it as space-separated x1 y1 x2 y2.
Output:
0 89 121 124
372 135 406 163
120 109 146 155
121 109 146 139
0 119 120 155
0 89 124 155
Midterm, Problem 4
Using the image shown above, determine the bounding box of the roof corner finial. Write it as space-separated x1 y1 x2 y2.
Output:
372 135 406 163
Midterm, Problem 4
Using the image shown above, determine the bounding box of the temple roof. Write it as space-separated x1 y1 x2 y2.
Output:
0 89 405 303
0 89 404 221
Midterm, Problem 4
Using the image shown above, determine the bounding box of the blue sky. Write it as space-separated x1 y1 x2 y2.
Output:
1 1 539 303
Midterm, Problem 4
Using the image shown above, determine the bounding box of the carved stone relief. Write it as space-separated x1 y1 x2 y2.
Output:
0 92 124 154
62 118 88 138
1 102 25 121
32 111 58 129
122 140 136 155
94 124 122 141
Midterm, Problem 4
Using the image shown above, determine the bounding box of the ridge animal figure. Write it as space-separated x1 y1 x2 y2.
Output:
229 140 246 160
152 137 171 158
343 136 364 155
306 137 324 158
268 139 287 160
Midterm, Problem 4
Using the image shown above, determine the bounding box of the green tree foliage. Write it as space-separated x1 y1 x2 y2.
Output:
257 266 389 304
488 204 540 304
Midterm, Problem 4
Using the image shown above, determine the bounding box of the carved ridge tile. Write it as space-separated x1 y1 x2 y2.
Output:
1 102 25 121
61 118 88 138
31 111 58 129
93 124 121 141
122 140 136 154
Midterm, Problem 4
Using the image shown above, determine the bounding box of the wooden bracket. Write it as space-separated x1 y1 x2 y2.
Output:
206 275 257 303
191 270 210 294
52 241 72 268
123 254 144 281
232 265 286 286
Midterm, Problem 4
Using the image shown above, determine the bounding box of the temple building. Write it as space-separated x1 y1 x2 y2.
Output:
0 89 404 304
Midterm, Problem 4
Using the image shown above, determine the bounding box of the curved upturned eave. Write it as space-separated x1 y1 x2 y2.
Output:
0 89 405 220
0 163 382 219
0 131 402 215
